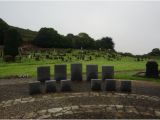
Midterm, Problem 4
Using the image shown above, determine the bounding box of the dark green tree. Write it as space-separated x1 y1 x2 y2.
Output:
0 18 9 45
4 28 22 57
149 48 160 56
33 28 60 48
95 37 114 50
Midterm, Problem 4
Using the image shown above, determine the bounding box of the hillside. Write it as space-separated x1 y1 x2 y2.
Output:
11 26 37 43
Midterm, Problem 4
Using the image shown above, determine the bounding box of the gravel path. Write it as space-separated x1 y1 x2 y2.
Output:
0 78 160 119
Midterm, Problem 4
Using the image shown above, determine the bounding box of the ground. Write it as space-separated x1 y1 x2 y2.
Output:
0 78 160 119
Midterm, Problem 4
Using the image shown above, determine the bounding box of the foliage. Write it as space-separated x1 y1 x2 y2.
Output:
3 28 22 58
0 18 9 45
148 48 160 56
33 28 61 48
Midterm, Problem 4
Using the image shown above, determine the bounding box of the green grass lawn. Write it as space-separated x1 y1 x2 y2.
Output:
0 56 160 83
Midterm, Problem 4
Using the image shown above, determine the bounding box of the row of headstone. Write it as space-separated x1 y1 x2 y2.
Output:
29 79 131 95
91 79 132 92
29 80 71 95
37 64 114 82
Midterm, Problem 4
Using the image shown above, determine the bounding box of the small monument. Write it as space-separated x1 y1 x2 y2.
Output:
146 60 159 78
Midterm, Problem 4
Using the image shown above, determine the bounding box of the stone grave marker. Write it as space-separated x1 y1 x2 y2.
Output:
86 64 98 81
71 63 82 81
102 66 114 80
54 64 67 81
37 66 50 82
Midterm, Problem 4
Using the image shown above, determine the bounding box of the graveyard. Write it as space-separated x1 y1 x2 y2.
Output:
0 4 160 118
0 48 160 119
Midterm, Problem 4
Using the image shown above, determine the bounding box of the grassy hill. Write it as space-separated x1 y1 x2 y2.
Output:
11 26 37 43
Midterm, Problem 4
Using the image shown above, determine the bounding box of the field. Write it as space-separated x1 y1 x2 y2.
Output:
0 48 160 83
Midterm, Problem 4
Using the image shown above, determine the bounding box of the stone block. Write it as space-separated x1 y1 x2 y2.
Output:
37 66 50 82
54 64 67 81
61 80 72 91
102 66 114 80
71 63 82 81
29 81 41 95
86 64 98 81
91 79 102 91
45 80 56 93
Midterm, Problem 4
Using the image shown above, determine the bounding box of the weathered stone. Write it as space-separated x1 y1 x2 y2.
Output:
102 66 114 80
23 112 37 119
37 66 50 82
29 81 41 95
155 110 160 117
45 80 56 93
61 80 72 91
91 79 101 91
37 110 47 116
105 79 116 91
125 106 138 114
116 105 124 112
38 114 51 119
86 64 98 81
54 64 67 81
121 80 132 92
71 63 82 81
48 108 63 113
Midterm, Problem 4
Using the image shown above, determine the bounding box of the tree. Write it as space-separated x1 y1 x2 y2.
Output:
149 48 160 56
78 33 95 49
95 37 114 50
4 28 22 58
33 28 61 48
0 18 9 45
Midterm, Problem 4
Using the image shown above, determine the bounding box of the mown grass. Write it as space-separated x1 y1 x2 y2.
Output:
0 56 160 83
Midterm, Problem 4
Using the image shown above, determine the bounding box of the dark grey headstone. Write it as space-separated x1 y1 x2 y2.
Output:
86 64 98 81
45 80 56 93
91 79 102 91
105 79 116 91
102 66 114 80
71 63 82 81
61 80 72 91
29 81 41 95
37 66 50 82
121 80 132 92
146 60 159 78
54 64 67 81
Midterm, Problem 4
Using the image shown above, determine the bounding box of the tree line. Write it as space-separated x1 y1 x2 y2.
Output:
33 27 114 50
0 18 115 61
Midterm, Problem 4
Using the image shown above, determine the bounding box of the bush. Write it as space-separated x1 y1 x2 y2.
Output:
146 60 159 78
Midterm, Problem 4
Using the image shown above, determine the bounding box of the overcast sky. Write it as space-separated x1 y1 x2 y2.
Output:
0 1 160 55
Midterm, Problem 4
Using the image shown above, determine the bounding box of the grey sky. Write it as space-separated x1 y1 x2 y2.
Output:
0 1 160 55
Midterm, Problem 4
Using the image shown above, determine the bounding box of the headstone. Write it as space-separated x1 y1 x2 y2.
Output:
54 64 67 81
71 63 82 81
91 79 102 91
102 66 114 80
86 64 98 81
37 66 50 82
61 80 72 91
121 80 132 92
29 81 41 95
146 60 159 78
105 79 116 91
45 80 56 93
